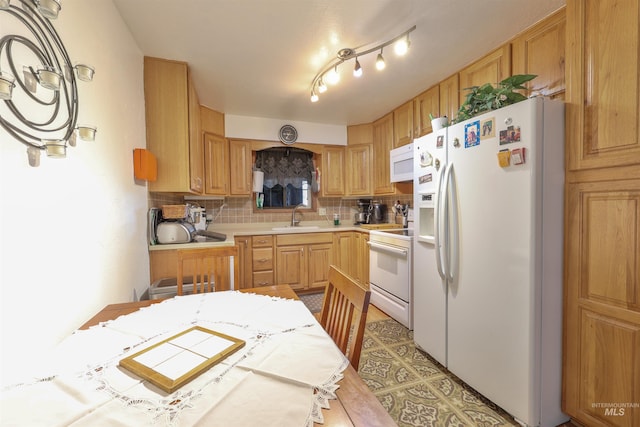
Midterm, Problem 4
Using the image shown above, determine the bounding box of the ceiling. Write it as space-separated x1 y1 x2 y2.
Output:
113 0 565 127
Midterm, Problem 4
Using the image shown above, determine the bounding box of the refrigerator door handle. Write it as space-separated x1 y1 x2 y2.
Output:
434 163 447 280
447 164 459 282
441 162 454 280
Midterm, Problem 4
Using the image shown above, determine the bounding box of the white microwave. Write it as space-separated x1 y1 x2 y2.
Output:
389 143 414 183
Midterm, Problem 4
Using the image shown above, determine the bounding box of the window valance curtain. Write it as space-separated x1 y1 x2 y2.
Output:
255 147 314 188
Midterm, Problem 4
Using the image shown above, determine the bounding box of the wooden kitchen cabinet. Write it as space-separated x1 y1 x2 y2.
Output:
229 139 252 196
563 1 640 426
332 231 370 287
372 113 395 195
413 85 440 138
457 45 511 107
234 236 252 289
393 100 413 147
511 7 566 100
439 74 459 124
275 233 333 291
322 146 345 196
354 231 370 287
372 113 412 196
251 235 274 287
332 232 355 278
203 132 229 195
345 144 372 196
144 57 203 194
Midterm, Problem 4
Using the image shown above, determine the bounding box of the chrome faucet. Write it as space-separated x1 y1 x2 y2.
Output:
291 203 304 227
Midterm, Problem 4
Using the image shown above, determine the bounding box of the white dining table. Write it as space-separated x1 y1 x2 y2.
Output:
1 290 350 427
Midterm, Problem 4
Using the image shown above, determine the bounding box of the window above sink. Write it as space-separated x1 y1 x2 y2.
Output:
254 147 318 211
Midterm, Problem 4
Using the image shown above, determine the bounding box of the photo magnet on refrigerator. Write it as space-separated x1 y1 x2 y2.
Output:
464 121 480 148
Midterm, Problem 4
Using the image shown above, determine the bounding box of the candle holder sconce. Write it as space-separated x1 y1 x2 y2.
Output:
0 0 97 167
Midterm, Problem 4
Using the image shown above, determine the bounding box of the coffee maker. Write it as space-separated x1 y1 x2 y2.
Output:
354 199 372 224
369 201 387 224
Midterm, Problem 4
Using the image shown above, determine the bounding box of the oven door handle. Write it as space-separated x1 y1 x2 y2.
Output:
367 241 408 257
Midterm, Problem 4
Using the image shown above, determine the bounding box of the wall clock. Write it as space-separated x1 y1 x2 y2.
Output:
278 124 298 145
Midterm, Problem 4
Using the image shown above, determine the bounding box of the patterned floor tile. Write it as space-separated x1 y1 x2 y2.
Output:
359 319 519 427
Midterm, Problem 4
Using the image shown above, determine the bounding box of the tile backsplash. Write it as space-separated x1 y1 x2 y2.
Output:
148 193 413 226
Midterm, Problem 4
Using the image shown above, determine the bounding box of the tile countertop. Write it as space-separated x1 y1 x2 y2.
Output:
148 221 401 251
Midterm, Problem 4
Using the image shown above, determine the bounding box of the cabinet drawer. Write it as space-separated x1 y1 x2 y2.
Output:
252 270 274 287
276 232 332 246
252 247 273 271
252 235 274 247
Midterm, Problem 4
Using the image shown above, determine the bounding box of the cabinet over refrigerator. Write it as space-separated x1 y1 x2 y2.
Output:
412 97 568 427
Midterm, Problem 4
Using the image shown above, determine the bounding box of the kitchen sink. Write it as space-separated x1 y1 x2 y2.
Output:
271 225 320 231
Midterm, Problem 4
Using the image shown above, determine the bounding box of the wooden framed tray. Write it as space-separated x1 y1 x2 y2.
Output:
119 326 245 393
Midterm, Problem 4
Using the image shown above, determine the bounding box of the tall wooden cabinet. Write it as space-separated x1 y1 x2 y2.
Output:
144 57 203 193
563 1 640 426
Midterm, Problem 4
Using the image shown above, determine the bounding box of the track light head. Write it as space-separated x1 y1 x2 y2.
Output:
353 58 362 77
325 66 340 85
318 78 327 93
394 36 409 55
376 51 386 70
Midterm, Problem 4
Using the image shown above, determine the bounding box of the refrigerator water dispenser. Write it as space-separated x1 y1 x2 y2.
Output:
418 193 435 243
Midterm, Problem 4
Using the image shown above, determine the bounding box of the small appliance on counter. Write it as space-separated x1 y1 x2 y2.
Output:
354 199 372 225
369 201 387 224
148 206 227 245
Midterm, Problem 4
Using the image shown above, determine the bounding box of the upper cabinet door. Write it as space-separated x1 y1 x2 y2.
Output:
372 113 395 195
512 8 566 100
203 133 229 195
566 0 640 171
414 85 440 138
144 57 203 194
322 146 346 196
393 100 413 147
346 144 372 196
229 140 252 195
439 74 459 124
458 45 511 107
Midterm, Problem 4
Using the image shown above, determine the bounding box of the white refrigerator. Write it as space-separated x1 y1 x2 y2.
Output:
412 97 568 427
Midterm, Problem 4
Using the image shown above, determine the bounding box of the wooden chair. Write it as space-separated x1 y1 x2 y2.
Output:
319 265 371 369
176 246 239 295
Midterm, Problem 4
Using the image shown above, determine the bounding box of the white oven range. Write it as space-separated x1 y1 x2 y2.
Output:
368 228 413 329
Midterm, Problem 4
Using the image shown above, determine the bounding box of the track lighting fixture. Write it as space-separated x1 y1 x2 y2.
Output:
309 25 415 103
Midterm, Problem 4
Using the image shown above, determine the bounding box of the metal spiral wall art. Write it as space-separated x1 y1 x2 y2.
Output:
0 0 96 167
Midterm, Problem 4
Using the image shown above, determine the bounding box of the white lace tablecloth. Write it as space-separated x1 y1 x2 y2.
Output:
1 291 349 427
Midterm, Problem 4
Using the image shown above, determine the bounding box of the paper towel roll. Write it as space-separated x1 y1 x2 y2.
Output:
252 170 264 193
